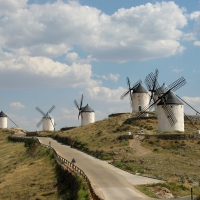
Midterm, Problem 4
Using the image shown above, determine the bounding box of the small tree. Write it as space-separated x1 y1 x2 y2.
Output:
24 138 38 156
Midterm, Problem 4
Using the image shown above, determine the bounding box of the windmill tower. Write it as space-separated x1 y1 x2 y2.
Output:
120 78 149 114
36 106 55 131
132 83 149 113
157 91 184 132
0 111 7 128
0 111 19 129
138 75 186 132
74 94 95 126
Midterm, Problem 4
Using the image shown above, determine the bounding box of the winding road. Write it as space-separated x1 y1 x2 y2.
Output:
38 137 163 200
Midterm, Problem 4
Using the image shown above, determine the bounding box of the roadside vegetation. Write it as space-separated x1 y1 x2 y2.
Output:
36 112 200 198
0 129 90 200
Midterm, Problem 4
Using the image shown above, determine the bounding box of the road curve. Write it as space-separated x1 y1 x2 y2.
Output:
38 137 162 200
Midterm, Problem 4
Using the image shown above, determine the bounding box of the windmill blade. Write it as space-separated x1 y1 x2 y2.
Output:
78 111 81 120
167 77 186 93
80 94 84 109
126 77 133 109
74 99 80 110
36 118 43 128
176 95 200 115
48 105 55 113
132 79 142 90
120 89 130 100
7 116 19 128
162 105 178 126
184 113 199 130
120 79 142 100
36 107 46 116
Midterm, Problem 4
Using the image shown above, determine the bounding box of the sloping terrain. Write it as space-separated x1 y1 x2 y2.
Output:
37 112 200 198
0 129 90 200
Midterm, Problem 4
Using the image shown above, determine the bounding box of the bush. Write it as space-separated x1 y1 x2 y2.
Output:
24 138 38 156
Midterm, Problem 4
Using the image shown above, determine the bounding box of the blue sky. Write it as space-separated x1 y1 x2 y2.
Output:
0 0 199 131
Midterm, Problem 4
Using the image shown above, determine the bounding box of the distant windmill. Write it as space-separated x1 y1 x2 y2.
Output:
74 94 95 126
36 106 55 131
120 77 149 114
138 73 186 132
0 111 19 128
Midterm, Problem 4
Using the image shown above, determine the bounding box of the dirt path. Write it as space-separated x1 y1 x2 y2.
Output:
129 139 152 156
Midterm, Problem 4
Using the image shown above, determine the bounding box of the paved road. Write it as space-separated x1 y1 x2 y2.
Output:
38 137 163 200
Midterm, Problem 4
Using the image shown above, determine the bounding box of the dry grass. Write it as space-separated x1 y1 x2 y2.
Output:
0 129 90 200
37 113 200 197
0 129 58 199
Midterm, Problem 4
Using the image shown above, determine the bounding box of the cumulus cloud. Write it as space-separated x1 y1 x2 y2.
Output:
172 68 183 73
0 1 187 62
182 96 200 106
181 96 200 115
194 41 200 46
93 73 120 82
10 102 25 109
61 108 78 120
190 11 200 21
0 52 99 88
66 52 79 62
84 86 129 103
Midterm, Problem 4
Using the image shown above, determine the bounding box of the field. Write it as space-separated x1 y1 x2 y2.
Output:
0 129 90 200
37 112 200 198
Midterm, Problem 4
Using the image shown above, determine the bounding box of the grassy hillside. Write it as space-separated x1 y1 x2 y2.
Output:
0 129 90 200
37 112 200 198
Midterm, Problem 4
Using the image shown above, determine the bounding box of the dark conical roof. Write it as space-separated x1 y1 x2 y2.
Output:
157 91 183 105
43 113 53 119
0 111 7 117
81 104 94 112
133 83 148 93
155 83 169 95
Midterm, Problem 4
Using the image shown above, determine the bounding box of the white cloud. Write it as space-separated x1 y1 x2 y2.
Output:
190 11 200 21
182 33 196 41
194 41 200 46
84 86 128 103
10 102 25 109
66 52 79 62
181 96 200 115
93 73 120 82
182 96 200 106
0 1 188 63
61 108 78 120
172 68 183 73
0 53 99 88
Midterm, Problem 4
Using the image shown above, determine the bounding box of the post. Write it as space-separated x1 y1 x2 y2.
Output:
191 187 193 200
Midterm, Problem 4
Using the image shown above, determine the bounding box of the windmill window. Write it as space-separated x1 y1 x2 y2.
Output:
171 106 173 108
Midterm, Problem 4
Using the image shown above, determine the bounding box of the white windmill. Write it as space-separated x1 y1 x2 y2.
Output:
36 106 56 131
74 94 95 126
120 78 149 114
157 91 184 132
0 111 19 129
0 111 7 128
138 73 186 132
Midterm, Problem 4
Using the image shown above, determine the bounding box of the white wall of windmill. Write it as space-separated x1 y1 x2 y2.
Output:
43 118 54 131
81 112 95 126
132 93 149 116
157 105 184 132
0 117 7 128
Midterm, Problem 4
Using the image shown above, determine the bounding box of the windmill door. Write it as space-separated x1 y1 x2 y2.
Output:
138 106 142 111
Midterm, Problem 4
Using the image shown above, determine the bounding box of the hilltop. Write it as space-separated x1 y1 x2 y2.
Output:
36 112 200 198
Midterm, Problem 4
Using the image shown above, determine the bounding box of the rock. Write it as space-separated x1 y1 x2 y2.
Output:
150 186 174 199
191 181 199 187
